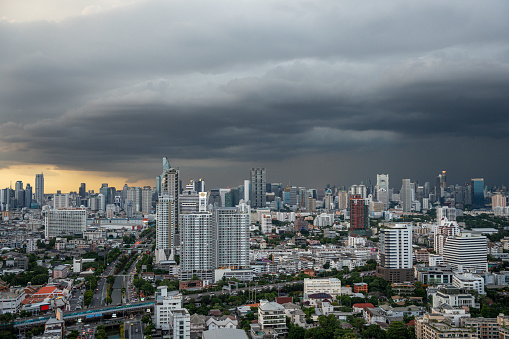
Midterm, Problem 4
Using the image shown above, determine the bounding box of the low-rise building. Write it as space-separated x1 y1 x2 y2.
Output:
303 278 341 299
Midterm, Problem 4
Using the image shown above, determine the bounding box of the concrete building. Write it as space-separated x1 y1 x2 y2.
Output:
431 287 476 308
303 278 341 299
45 208 87 239
443 232 487 273
35 173 44 207
215 205 250 269
376 223 414 283
452 273 485 295
349 194 369 236
141 186 152 214
180 212 214 281
154 286 183 330
256 300 287 337
156 195 176 254
376 174 389 210
250 168 266 208
401 179 412 213
53 194 69 209
0 288 25 314
171 309 190 339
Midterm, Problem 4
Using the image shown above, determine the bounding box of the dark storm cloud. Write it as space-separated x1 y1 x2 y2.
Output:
1 0 509 186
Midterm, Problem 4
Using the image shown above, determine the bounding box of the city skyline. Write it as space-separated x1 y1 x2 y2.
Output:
1 1 509 191
0 165 504 194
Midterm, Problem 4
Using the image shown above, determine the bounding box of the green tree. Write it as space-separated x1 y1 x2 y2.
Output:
387 321 409 339
288 325 306 339
362 324 387 339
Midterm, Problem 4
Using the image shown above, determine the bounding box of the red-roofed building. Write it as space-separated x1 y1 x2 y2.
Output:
276 297 292 305
352 303 375 314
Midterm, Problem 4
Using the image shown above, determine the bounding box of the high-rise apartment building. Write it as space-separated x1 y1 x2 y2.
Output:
35 173 44 206
180 212 214 281
160 158 180 225
401 179 412 213
215 204 250 269
126 187 142 212
141 186 152 214
376 223 414 283
471 178 485 209
443 231 487 273
337 190 348 210
349 194 369 236
45 208 87 238
492 194 507 209
180 182 200 214
250 168 266 208
156 195 176 252
376 174 389 210
14 181 24 208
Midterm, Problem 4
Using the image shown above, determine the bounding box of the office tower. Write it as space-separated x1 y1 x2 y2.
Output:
443 232 487 273
492 194 507 208
179 212 214 281
25 183 32 208
53 194 69 209
289 186 298 206
436 206 457 223
401 179 412 212
376 174 389 210
156 195 176 251
424 182 430 198
350 185 367 199
180 182 200 214
45 208 87 239
250 168 266 208
107 187 116 205
243 180 250 202
126 187 142 212
435 171 447 200
215 204 250 269
349 194 370 236
141 186 152 214
471 178 485 209
0 189 11 211
14 181 24 208
79 183 86 198
35 173 44 206
194 178 205 193
376 224 414 283
337 190 348 210
97 193 106 211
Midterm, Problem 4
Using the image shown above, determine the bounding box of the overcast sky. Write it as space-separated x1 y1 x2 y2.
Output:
1 0 508 192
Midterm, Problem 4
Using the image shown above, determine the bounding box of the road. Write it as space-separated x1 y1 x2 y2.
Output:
90 276 107 308
126 319 143 339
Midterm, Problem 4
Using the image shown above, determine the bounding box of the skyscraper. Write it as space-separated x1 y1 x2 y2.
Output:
14 180 24 208
349 194 369 236
250 168 266 208
79 183 86 198
436 170 447 198
35 173 44 207
401 179 412 212
141 186 152 214
215 204 250 269
156 195 176 252
376 224 414 283
160 158 180 220
126 187 142 212
180 211 214 281
471 178 485 209
376 174 389 210
25 183 32 208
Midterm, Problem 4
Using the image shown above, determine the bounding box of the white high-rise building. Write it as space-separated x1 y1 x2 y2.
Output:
35 173 44 207
492 194 507 209
376 174 389 210
156 195 176 251
180 182 199 214
437 206 457 223
45 208 87 239
215 204 250 269
53 194 69 209
443 232 487 273
376 223 414 282
401 179 412 213
179 212 214 281
244 179 250 203
337 190 348 210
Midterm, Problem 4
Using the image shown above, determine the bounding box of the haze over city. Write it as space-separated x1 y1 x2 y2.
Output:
1 0 509 191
